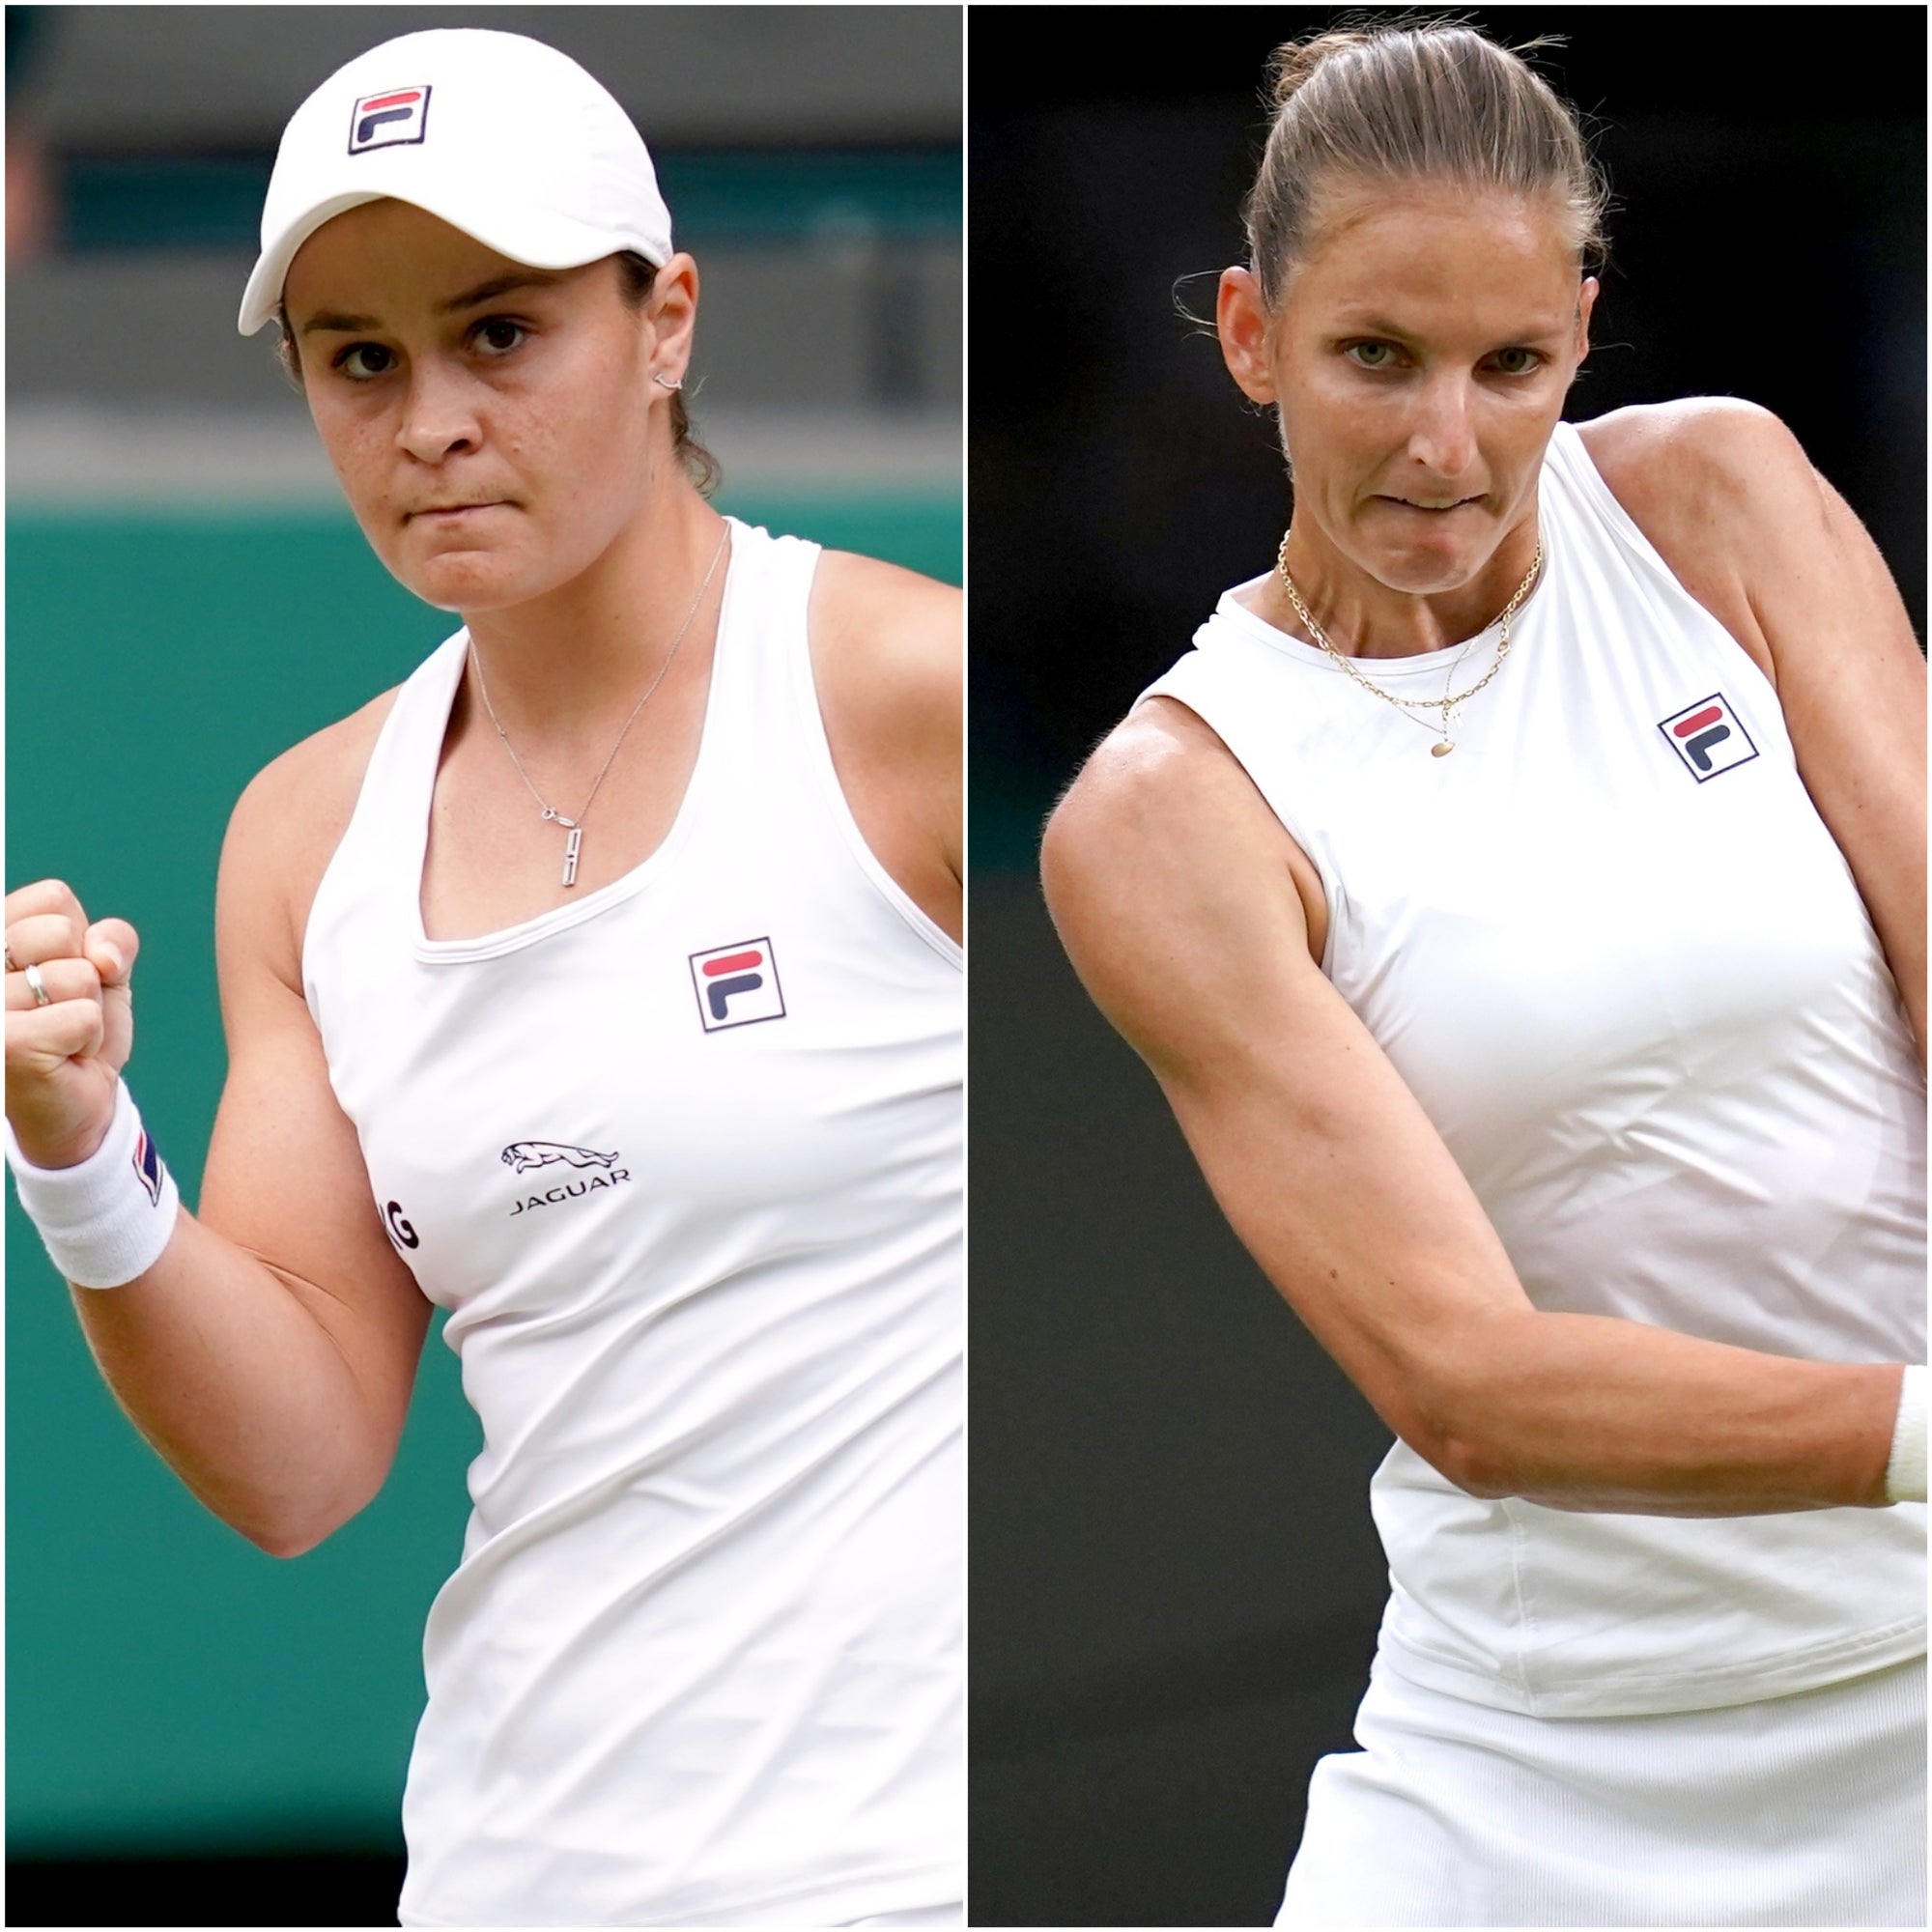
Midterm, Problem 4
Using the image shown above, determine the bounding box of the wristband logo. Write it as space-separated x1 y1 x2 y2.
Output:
689 937 786 1032
349 85 431 155
1659 692 1758 781
131 1130 165 1208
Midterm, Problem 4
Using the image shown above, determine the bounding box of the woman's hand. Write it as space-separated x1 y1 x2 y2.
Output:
5 879 141 1169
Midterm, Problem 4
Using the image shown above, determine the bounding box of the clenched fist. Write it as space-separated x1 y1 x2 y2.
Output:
5 879 141 1170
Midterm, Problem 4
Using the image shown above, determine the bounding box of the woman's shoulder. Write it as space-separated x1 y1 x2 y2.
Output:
802 549 962 926
1042 696 1330 1051
232 685 404 861
1047 696 1279 871
1575 399 1822 687
218 685 405 995
809 548 959 691
1045 696 1321 942
1576 395 1812 518
807 547 960 776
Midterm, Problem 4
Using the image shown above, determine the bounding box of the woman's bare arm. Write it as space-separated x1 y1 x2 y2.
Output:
1041 698 1903 1518
12 709 432 1556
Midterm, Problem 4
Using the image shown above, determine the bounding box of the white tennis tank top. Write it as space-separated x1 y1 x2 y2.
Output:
302 520 962 1924
1144 421 1925 1719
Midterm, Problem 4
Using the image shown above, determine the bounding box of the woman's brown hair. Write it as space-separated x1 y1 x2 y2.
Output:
1243 17 1610 308
612 250 721 497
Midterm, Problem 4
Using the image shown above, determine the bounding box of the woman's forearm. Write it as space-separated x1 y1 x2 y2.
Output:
69 1209 398 1556
1432 1311 1906 1517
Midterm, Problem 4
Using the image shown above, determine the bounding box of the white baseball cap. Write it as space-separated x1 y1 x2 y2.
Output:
238 28 673 335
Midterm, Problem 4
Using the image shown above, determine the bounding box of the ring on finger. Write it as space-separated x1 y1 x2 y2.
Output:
23 963 52 1007
3 944 14 973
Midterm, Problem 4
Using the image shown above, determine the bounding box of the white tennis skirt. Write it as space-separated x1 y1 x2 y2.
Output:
1277 1651 1926 1927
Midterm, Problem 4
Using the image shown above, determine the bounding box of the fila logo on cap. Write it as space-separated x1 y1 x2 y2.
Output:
349 85 431 156
690 938 786 1032
1658 692 1758 781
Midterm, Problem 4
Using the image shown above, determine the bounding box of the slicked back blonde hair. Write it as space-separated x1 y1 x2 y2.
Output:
1243 18 1609 307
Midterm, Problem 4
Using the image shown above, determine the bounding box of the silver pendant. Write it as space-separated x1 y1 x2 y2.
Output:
561 824 582 887
1432 739 1454 758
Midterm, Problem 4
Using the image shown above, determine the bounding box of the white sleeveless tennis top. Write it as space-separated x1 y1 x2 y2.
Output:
302 520 962 1925
1143 421 1925 1719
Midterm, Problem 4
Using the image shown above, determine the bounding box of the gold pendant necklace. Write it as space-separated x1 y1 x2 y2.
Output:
1274 531 1543 756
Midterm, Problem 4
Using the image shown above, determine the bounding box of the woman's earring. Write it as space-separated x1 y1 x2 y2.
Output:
652 373 683 391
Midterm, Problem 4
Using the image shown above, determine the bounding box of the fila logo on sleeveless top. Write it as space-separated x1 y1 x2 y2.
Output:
690 937 787 1031
1658 692 1759 781
349 85 431 155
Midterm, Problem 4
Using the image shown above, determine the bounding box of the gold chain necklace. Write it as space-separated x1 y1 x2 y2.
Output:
1274 530 1543 756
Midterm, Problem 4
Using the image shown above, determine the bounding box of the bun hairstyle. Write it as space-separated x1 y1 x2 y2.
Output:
1243 18 1609 308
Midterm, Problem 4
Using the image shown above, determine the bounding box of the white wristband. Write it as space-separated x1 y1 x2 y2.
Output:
4 1080 181 1289
1884 1365 1927 1505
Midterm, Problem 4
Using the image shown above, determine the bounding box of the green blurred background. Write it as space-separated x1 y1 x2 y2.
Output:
6 494 958 1856
8 7 958 1921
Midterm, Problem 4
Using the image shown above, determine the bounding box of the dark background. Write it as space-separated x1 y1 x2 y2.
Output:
967 7 1926 1927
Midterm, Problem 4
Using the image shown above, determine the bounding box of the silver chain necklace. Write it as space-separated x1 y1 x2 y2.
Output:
469 523 730 886
1275 530 1543 756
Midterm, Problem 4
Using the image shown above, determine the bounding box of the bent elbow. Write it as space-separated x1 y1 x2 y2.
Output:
1394 1406 1508 1498
1400 1370 1517 1500
251 1527 322 1561
230 1474 383 1559
239 1511 339 1559
1393 1315 1541 1500
1432 1429 1516 1500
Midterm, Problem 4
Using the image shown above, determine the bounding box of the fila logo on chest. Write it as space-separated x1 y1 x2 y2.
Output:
690 937 786 1031
1658 693 1759 781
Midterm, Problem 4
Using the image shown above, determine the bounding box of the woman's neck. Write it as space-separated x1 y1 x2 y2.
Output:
460 480 728 733
1254 509 1543 660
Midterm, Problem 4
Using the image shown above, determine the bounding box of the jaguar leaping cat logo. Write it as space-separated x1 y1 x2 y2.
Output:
501 1141 620 1175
